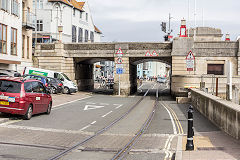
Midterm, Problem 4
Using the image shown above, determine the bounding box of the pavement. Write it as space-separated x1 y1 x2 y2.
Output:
176 131 240 160
51 91 92 107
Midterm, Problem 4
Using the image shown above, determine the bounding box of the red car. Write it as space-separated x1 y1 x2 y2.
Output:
0 77 52 120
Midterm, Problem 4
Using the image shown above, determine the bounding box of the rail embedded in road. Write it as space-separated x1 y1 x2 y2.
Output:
47 84 154 160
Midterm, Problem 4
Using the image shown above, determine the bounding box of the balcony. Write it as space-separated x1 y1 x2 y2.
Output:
22 10 35 30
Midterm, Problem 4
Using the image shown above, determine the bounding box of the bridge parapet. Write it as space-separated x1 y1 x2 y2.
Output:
191 88 240 139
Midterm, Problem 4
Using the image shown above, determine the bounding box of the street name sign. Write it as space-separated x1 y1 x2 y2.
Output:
186 51 195 71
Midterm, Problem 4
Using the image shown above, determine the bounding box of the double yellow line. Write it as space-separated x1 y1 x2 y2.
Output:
162 101 184 135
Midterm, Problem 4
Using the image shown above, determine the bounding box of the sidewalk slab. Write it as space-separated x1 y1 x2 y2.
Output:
180 131 240 160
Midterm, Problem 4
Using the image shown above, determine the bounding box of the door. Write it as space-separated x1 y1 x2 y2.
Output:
38 82 48 113
31 81 43 114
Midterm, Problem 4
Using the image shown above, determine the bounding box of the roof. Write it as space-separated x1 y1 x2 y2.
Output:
94 25 102 34
48 0 85 12
0 77 42 83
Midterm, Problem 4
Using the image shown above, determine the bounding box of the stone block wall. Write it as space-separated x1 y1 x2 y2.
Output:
191 88 240 139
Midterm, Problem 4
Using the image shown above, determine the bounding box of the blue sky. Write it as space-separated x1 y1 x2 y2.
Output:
88 0 240 42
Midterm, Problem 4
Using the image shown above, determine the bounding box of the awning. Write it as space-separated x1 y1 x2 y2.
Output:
0 59 21 64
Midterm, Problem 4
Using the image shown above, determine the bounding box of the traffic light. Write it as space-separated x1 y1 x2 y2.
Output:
161 22 166 33
164 35 169 41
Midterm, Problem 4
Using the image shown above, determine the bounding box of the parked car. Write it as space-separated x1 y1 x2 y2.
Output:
23 67 77 94
0 77 52 120
23 74 49 88
0 69 21 77
46 77 63 94
157 77 167 83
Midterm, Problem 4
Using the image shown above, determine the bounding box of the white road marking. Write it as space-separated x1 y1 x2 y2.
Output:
138 84 143 90
114 104 123 109
99 103 109 105
160 101 177 135
0 124 94 135
91 121 96 125
79 125 91 131
53 96 91 109
84 105 105 111
101 111 113 118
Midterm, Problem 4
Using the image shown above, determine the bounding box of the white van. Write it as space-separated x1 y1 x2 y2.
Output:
23 67 77 94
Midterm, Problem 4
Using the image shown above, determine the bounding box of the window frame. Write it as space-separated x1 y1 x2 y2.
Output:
78 27 83 42
207 64 224 75
22 35 25 58
27 36 30 59
36 20 43 31
85 29 88 42
72 25 77 43
0 24 7 54
11 27 17 56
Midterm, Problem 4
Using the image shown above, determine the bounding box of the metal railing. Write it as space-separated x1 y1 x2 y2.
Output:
22 10 36 29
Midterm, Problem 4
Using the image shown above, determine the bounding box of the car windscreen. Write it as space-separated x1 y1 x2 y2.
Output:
61 73 70 81
0 80 21 93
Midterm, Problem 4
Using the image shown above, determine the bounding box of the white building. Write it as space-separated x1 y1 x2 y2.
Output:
137 62 167 79
0 0 22 71
33 0 102 43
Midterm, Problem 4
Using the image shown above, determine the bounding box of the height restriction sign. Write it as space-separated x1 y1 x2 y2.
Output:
186 51 195 71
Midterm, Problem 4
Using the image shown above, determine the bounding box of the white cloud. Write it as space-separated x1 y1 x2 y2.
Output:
88 0 240 41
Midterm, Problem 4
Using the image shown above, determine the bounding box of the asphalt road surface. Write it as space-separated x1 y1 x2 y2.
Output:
0 81 219 160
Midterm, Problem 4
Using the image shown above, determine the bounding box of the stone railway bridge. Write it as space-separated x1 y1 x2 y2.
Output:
34 38 240 96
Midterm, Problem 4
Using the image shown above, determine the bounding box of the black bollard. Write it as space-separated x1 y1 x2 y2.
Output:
186 105 194 151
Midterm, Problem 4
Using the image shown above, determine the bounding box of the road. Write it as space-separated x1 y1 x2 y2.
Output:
0 81 220 160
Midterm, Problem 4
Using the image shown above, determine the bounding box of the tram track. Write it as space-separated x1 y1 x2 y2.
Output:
47 84 154 160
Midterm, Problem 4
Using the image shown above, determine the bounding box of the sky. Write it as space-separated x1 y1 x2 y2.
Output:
87 0 240 42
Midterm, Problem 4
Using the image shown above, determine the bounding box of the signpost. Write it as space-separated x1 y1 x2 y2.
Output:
186 51 195 71
116 48 124 96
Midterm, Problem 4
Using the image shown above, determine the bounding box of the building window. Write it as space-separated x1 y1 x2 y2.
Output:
22 35 25 58
86 13 88 22
73 8 75 16
11 28 17 55
11 0 19 16
36 20 43 31
85 30 88 42
0 0 9 12
78 27 83 42
27 36 30 59
72 25 76 42
33 0 43 9
207 64 224 75
0 24 7 54
90 31 94 42
80 11 82 19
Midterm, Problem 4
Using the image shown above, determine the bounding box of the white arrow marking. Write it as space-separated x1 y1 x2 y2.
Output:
84 105 105 111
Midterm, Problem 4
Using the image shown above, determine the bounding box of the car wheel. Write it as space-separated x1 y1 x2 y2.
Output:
51 87 57 94
64 87 70 94
24 105 33 120
46 102 52 115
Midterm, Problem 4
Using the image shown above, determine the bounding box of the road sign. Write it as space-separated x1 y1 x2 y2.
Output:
116 68 123 74
152 50 158 56
186 51 195 71
117 57 123 64
145 50 151 56
116 48 123 56
116 64 123 68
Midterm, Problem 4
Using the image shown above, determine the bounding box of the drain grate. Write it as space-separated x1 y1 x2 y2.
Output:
197 147 225 151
